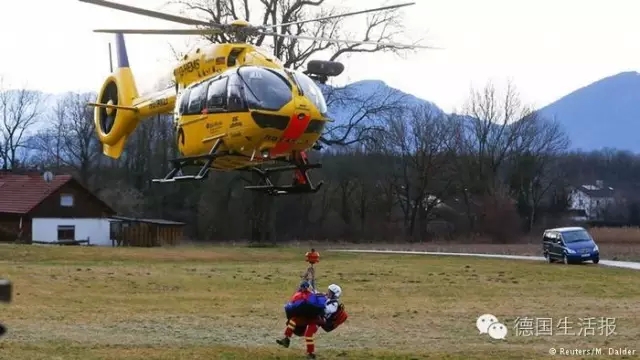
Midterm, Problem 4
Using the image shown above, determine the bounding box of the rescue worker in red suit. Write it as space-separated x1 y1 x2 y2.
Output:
276 283 343 359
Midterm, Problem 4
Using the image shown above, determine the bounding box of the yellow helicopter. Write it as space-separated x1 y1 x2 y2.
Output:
80 0 433 195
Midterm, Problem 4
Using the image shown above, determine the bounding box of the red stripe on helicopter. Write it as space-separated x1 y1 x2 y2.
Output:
269 112 311 156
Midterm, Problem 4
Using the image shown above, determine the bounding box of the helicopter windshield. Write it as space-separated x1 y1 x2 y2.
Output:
292 70 328 115
237 66 293 111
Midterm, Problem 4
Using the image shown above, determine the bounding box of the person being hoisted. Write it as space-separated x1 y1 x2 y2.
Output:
320 284 347 333
276 283 347 359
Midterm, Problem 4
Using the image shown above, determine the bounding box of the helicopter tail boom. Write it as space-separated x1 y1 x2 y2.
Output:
91 33 174 159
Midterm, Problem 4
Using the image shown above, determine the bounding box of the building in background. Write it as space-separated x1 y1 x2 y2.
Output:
569 180 617 220
0 171 116 245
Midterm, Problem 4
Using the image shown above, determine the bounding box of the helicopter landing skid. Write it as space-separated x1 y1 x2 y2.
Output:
244 162 324 196
151 139 225 183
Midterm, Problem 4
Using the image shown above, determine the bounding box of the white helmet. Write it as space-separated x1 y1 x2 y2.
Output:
328 284 342 298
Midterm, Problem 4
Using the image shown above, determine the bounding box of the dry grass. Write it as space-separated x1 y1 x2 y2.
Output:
1 244 640 359
328 242 640 261
590 227 640 244
324 226 640 261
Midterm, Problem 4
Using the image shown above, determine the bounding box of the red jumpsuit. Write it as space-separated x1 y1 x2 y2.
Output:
282 290 322 355
284 318 320 354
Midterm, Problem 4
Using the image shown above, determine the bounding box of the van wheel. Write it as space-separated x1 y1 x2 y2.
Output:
545 252 554 263
593 258 599 264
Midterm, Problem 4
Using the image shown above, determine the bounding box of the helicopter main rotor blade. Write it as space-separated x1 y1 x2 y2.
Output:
93 28 221 35
260 2 415 30
258 31 441 50
78 0 212 27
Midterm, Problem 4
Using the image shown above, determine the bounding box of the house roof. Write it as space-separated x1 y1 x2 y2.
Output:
575 184 615 198
0 171 114 215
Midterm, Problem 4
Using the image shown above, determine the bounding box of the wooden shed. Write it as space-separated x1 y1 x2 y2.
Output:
109 216 186 247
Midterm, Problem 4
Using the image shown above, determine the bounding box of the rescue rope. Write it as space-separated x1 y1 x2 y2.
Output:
301 263 316 291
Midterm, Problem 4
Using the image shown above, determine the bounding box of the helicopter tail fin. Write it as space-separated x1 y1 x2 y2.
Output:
90 33 143 159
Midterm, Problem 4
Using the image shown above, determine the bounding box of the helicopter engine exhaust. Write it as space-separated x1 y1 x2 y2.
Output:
91 33 142 159
304 60 344 84
306 60 344 77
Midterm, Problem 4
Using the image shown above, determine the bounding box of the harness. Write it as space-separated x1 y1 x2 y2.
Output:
321 302 348 332
284 249 348 335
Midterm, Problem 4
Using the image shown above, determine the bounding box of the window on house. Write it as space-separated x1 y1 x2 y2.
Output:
60 194 74 207
57 225 75 241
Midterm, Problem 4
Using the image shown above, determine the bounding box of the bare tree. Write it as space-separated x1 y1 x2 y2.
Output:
382 104 455 239
450 81 543 231
320 82 407 146
457 81 535 190
0 78 44 169
60 93 101 185
29 92 100 186
28 99 66 169
173 0 413 69
508 115 570 230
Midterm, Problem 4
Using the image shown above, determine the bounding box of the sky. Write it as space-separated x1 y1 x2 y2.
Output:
2 0 640 112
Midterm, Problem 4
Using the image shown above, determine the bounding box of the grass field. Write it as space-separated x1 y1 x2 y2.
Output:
1 244 639 359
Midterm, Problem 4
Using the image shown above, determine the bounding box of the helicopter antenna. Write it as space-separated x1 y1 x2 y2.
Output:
108 42 114 73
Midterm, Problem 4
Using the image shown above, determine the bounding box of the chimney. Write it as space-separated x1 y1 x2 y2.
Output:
596 180 603 189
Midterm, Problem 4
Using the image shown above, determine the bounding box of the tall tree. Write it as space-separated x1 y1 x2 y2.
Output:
0 78 44 169
508 115 569 231
450 81 543 232
383 104 455 239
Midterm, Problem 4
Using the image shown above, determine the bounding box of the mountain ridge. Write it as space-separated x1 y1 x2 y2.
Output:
536 71 640 152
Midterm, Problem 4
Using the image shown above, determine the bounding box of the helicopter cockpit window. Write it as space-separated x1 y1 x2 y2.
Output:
185 82 207 115
228 85 246 112
292 70 328 115
226 73 247 112
237 66 293 111
206 77 228 111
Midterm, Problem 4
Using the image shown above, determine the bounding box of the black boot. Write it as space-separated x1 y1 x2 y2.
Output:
276 337 290 348
306 353 316 359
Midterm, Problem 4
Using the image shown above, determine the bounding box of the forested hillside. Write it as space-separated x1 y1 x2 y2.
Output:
0 78 624 244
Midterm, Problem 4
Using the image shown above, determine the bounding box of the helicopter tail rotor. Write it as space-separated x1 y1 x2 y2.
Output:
89 33 142 159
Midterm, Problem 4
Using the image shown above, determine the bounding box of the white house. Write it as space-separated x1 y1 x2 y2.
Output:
0 171 117 246
569 180 616 220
